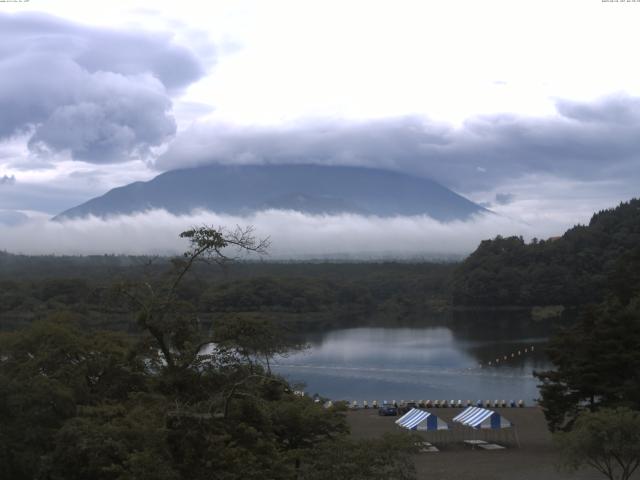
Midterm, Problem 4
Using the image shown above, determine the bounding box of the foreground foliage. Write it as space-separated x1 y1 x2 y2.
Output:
0 226 418 479
555 408 640 480
536 299 640 431
535 244 640 431
299 433 418 480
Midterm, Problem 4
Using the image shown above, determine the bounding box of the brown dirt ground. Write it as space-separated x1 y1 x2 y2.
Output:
347 407 635 480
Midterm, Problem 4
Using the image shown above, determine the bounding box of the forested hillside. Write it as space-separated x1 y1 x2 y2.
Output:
0 256 453 332
452 198 640 307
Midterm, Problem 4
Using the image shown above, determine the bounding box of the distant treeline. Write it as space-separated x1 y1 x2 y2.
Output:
0 256 454 332
452 198 640 307
3 198 639 327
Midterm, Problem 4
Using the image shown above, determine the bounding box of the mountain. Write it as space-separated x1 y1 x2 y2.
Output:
54 164 486 221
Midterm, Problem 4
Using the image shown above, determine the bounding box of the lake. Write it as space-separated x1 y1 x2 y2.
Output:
271 317 554 403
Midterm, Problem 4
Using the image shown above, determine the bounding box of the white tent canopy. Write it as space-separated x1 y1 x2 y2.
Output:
395 408 449 431
452 406 512 429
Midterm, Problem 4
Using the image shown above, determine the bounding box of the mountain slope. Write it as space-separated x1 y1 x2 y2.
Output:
54 164 486 221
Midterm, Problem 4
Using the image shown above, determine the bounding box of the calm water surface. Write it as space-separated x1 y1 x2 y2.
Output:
272 322 552 403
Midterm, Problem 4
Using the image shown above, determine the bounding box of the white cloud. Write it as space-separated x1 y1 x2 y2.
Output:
7 0 640 126
156 99 640 192
2 0 640 230
0 207 584 258
178 0 637 127
0 12 208 165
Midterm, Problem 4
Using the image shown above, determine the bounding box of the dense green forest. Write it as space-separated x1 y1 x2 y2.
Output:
0 227 419 480
0 252 454 333
534 238 640 432
452 198 640 307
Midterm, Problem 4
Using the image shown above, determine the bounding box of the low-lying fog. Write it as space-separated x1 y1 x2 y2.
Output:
0 205 584 258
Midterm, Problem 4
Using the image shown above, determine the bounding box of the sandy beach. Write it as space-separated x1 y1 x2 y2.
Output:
347 407 628 480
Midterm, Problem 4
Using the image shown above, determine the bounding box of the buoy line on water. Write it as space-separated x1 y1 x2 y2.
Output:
465 345 538 371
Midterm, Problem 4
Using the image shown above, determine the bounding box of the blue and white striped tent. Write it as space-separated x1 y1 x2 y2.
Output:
395 408 449 431
452 406 512 429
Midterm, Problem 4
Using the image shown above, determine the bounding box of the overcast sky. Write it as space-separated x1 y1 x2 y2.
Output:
0 0 639 255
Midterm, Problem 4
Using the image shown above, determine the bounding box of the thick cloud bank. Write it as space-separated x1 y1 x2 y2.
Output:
0 208 577 258
158 94 640 192
0 12 207 164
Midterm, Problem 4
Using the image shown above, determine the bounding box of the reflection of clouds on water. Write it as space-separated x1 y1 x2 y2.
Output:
272 362 542 401
284 327 466 365
272 325 550 401
281 327 548 368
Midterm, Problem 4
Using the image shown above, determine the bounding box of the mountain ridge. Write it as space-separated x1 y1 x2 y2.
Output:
54 164 487 221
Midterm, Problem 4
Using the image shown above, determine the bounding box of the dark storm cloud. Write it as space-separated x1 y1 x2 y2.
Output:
0 12 209 163
157 94 640 191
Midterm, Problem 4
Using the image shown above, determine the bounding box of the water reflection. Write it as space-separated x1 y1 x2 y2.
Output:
272 323 552 402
